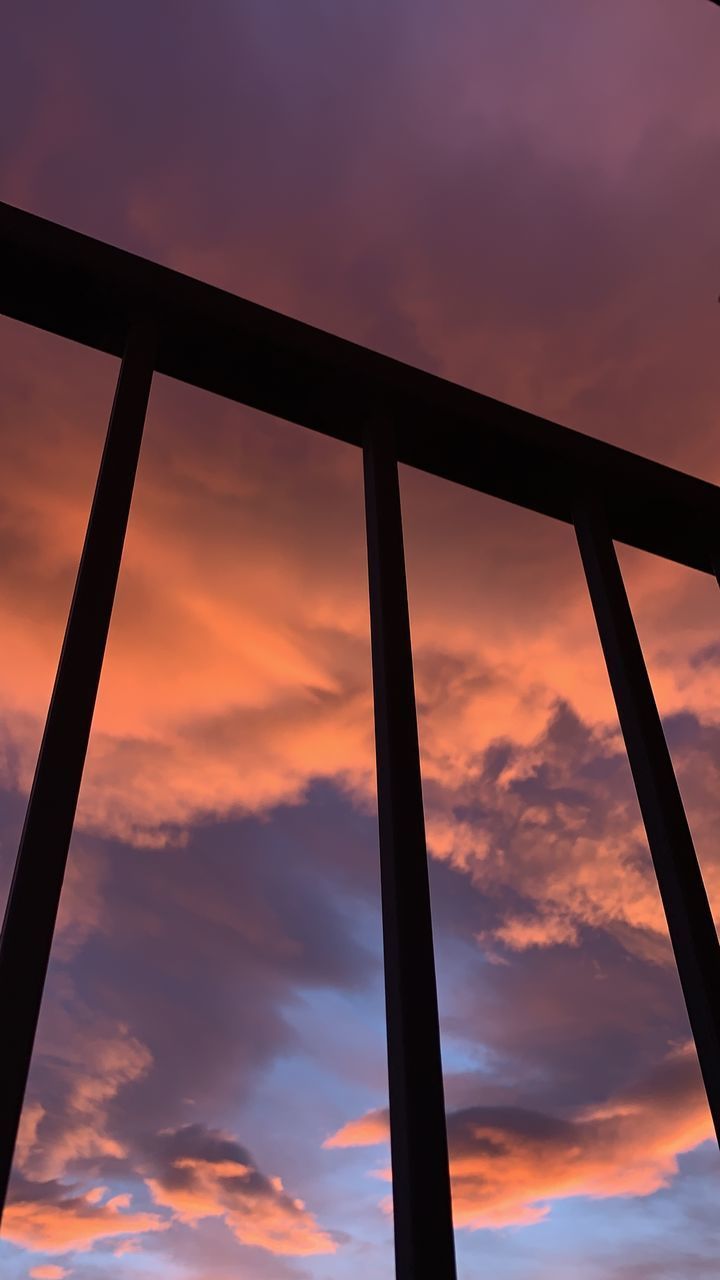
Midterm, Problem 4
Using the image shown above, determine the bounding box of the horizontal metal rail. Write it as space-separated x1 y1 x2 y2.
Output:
1 199 719 575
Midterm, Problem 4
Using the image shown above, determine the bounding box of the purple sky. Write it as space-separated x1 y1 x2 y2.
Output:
2 2 720 1277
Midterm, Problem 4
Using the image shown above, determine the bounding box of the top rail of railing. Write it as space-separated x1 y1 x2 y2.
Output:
1 198 717 575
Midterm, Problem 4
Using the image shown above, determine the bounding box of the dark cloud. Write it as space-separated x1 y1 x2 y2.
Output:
34 798 380 1141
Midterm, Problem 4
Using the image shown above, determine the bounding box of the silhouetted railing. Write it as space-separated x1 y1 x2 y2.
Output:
1 201 719 1280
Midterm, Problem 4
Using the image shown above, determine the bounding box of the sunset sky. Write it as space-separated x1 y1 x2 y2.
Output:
2 2 720 1277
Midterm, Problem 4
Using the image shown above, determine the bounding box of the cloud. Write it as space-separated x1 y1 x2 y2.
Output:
143 1125 336 1256
15 1014 152 1184
326 1043 713 1229
4 822 362 1264
422 700 720 960
5 1012 167 1255
11 1023 337 1259
29 1267 71 1279
3 1178 168 1253
323 1110 389 1150
3 366 720 980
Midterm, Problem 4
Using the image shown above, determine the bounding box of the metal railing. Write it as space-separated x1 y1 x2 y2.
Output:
1 200 719 1280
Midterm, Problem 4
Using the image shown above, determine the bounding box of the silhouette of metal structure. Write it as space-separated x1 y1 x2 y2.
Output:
0 200 719 1278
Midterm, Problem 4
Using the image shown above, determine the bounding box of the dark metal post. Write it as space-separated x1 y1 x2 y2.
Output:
363 423 456 1280
575 499 720 1144
0 322 156 1216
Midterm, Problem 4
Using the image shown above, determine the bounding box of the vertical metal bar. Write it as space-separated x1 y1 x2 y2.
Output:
575 498 720 1144
363 423 456 1280
0 321 156 1216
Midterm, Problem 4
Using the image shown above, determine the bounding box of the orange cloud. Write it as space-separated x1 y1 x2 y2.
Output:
10 993 336 1262
6 1019 163 1257
1 329 720 979
3 1187 168 1253
0 329 717 861
2 363 719 989
323 1110 389 1150
326 1043 713 1229
16 1019 152 1183
29 1267 71 1279
423 699 720 959
144 1125 336 1256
